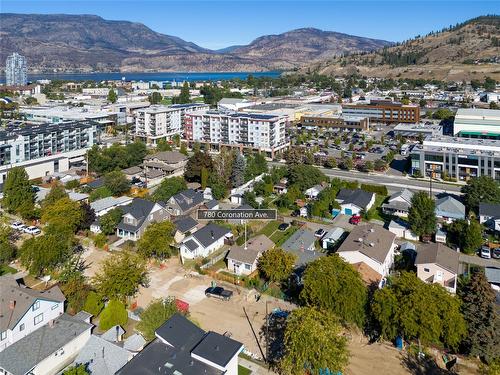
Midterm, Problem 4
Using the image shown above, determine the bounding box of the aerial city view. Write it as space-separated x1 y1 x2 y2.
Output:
0 0 499 374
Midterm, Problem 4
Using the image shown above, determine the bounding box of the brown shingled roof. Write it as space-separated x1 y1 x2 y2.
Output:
415 242 459 274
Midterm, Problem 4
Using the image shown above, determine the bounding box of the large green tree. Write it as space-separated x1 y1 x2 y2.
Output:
230 152 246 188
137 221 176 260
0 227 16 264
148 91 162 104
41 197 84 234
184 151 213 183
408 191 437 237
2 167 35 216
104 171 130 196
99 207 123 235
92 251 148 301
459 270 500 361
137 298 180 341
461 176 500 213
280 307 349 375
152 176 186 202
42 183 68 208
371 272 466 349
107 89 117 103
99 299 128 331
287 164 327 192
300 255 367 327
257 247 296 283
172 82 191 104
447 219 483 254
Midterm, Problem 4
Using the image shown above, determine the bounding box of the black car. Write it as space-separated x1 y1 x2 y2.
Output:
278 223 290 231
205 287 233 301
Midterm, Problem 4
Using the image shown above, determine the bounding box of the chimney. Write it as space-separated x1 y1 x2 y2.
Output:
102 346 105 358
9 300 15 310
210 230 214 239
116 325 120 342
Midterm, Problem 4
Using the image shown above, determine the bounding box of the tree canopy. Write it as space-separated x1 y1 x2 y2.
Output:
300 255 367 327
287 164 327 192
461 176 500 213
446 219 483 254
137 298 180 341
230 152 246 188
88 142 147 175
371 272 466 349
184 151 213 183
137 221 176 260
279 307 349 375
42 183 68 208
2 167 35 217
99 207 123 235
41 197 84 234
408 191 437 237
257 247 296 283
107 89 117 103
152 176 186 202
104 171 130 196
99 299 128 331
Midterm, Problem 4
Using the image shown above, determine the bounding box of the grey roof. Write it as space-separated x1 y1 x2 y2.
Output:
87 177 105 189
485 267 500 284
145 151 188 164
74 335 131 375
191 223 231 248
90 196 132 213
337 224 396 264
101 325 125 343
415 243 459 274
171 189 204 213
205 199 219 209
322 227 345 242
0 276 65 331
435 196 465 219
281 228 323 265
156 313 205 349
388 188 413 204
227 234 274 264
117 198 158 232
0 314 92 375
336 189 374 209
400 242 417 252
174 216 198 233
123 333 146 352
184 239 199 252
382 200 411 212
479 202 500 218
121 165 143 175
191 331 243 367
73 311 92 322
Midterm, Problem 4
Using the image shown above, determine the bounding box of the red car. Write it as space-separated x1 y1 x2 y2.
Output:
349 215 362 225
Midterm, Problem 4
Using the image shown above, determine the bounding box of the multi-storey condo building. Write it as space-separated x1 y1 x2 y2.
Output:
185 110 289 157
5 53 27 86
135 103 209 144
21 105 119 127
0 120 99 181
343 100 420 123
453 108 500 139
300 114 369 131
410 135 500 181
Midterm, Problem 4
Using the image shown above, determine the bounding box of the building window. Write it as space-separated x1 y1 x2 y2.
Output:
51 303 59 310
244 264 251 270
19 323 25 331
34 313 43 325
424 268 430 272
0 331 6 341
32 300 40 311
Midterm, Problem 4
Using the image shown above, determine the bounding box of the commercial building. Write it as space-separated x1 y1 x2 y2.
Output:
393 122 442 138
300 114 369 131
410 135 500 181
21 105 119 127
5 53 27 86
342 100 420 123
135 103 209 144
185 110 289 157
0 120 99 181
453 108 500 139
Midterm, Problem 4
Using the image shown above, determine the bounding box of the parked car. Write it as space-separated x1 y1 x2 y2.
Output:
23 226 41 235
480 246 491 259
314 228 326 238
278 223 290 231
492 248 500 259
10 221 25 231
205 286 233 301
349 215 362 225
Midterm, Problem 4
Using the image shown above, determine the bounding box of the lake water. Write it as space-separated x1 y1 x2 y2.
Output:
0 71 281 83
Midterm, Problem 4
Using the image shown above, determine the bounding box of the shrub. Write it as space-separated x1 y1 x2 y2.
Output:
360 184 388 196
83 291 104 317
93 233 107 249
99 300 128 331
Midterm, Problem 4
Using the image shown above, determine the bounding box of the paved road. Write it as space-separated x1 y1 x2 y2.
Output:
270 162 463 195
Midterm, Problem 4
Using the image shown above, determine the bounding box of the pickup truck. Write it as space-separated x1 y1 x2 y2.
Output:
205 286 233 301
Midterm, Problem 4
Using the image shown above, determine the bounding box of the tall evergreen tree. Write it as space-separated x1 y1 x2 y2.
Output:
230 152 246 188
2 167 35 215
408 191 437 237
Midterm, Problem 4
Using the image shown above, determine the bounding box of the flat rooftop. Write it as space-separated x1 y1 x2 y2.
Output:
188 110 284 120
0 119 97 142
455 108 500 121
21 105 117 119
412 135 500 156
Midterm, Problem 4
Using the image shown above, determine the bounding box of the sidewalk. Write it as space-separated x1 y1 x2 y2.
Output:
239 357 276 375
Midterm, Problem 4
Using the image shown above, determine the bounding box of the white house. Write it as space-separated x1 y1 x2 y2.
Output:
0 276 65 352
305 184 326 200
479 202 500 232
227 235 273 276
381 188 413 217
337 224 397 283
180 223 232 261
387 219 419 241
335 189 375 216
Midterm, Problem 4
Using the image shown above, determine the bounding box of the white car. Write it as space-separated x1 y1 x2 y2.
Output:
480 246 491 259
24 226 41 235
10 221 26 231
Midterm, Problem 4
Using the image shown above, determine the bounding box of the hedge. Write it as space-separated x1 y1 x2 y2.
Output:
360 183 388 196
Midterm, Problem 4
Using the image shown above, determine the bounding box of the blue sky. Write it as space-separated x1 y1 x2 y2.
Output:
2 1 498 49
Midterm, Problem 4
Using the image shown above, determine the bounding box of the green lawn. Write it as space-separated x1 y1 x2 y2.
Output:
258 220 281 237
271 226 298 247
370 194 389 222
238 365 252 375
0 264 16 276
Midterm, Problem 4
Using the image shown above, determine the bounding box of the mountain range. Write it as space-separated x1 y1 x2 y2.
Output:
0 13 392 73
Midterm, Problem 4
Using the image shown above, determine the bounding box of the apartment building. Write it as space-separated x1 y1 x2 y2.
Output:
453 108 500 139
342 100 420 123
410 135 500 181
21 106 118 127
300 114 369 131
0 120 99 181
5 53 27 86
185 110 289 157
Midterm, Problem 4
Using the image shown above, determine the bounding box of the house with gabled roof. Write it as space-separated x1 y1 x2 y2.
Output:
166 189 205 217
479 202 500 232
382 188 413 217
435 196 465 223
180 223 232 261
415 242 459 293
0 275 65 353
335 188 375 216
173 216 200 243
227 234 274 275
143 150 189 178
116 198 169 241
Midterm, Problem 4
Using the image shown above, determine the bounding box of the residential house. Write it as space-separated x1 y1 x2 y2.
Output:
273 179 288 195
227 234 274 275
381 188 413 217
305 184 326 200
479 202 500 232
0 275 65 352
387 219 418 241
173 216 200 243
90 196 134 217
321 227 345 250
116 314 244 375
334 189 375 216
203 199 220 210
180 223 232 260
0 313 92 375
35 186 89 204
415 242 459 293
143 151 188 179
435 196 465 223
121 166 143 181
116 198 170 241
337 224 397 283
435 227 447 243
166 189 205 217
282 228 323 265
